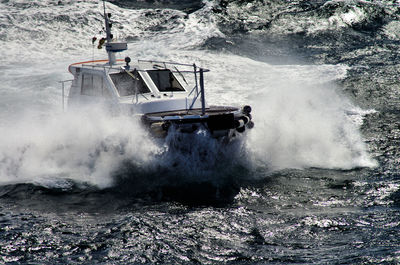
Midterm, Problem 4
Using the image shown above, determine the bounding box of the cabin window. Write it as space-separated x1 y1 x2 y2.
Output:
110 70 150 97
147 70 185 92
81 74 110 97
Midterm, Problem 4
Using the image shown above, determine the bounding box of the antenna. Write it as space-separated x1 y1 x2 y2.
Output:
103 0 111 43
103 0 106 18
101 0 127 66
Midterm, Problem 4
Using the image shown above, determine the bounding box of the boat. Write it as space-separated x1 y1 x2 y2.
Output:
62 1 254 139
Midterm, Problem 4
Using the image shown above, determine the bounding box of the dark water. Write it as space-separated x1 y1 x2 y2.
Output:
1 0 400 263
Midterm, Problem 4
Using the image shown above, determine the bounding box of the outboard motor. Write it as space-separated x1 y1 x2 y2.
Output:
234 105 254 133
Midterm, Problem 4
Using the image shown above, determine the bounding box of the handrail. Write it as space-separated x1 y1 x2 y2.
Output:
189 64 199 110
188 85 197 97
58 79 73 111
139 59 195 68
138 59 210 72
68 59 125 73
70 62 208 74
70 59 210 73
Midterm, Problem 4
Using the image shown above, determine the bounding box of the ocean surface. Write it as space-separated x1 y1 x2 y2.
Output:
0 0 399 263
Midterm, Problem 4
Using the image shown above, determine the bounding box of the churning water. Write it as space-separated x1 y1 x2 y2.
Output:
0 0 399 263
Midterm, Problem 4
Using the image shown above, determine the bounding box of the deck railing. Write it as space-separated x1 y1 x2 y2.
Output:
58 79 73 111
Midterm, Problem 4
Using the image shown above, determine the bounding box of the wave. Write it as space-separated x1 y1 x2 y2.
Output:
0 107 154 188
0 104 250 189
0 0 222 63
108 0 205 13
0 0 377 192
211 0 400 36
0 54 377 192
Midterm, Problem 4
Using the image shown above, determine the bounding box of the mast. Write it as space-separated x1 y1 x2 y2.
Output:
102 0 127 66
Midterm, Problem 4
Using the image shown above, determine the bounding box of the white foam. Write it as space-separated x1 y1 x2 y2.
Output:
246 82 378 170
0 107 159 188
170 51 377 170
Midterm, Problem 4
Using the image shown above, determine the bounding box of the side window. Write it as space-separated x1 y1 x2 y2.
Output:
81 74 110 97
81 74 94 96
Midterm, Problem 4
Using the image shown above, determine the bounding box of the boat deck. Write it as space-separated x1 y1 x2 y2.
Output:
144 106 239 118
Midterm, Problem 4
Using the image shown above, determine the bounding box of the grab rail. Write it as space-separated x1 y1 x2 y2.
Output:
59 79 73 111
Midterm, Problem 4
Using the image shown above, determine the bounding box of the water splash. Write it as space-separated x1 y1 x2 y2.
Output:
176 51 377 171
0 0 377 190
247 80 377 170
0 106 158 188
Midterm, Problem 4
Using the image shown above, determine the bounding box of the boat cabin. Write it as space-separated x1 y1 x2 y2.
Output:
67 60 206 114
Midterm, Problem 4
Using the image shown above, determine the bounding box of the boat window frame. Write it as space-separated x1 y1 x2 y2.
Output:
109 69 151 97
146 69 186 93
80 72 111 98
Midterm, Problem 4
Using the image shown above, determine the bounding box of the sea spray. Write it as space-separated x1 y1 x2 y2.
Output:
246 77 377 170
0 106 158 188
0 105 250 190
190 52 377 170
160 127 248 179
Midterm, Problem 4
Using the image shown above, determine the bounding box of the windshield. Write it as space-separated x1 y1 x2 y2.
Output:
147 69 185 92
110 70 150 96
